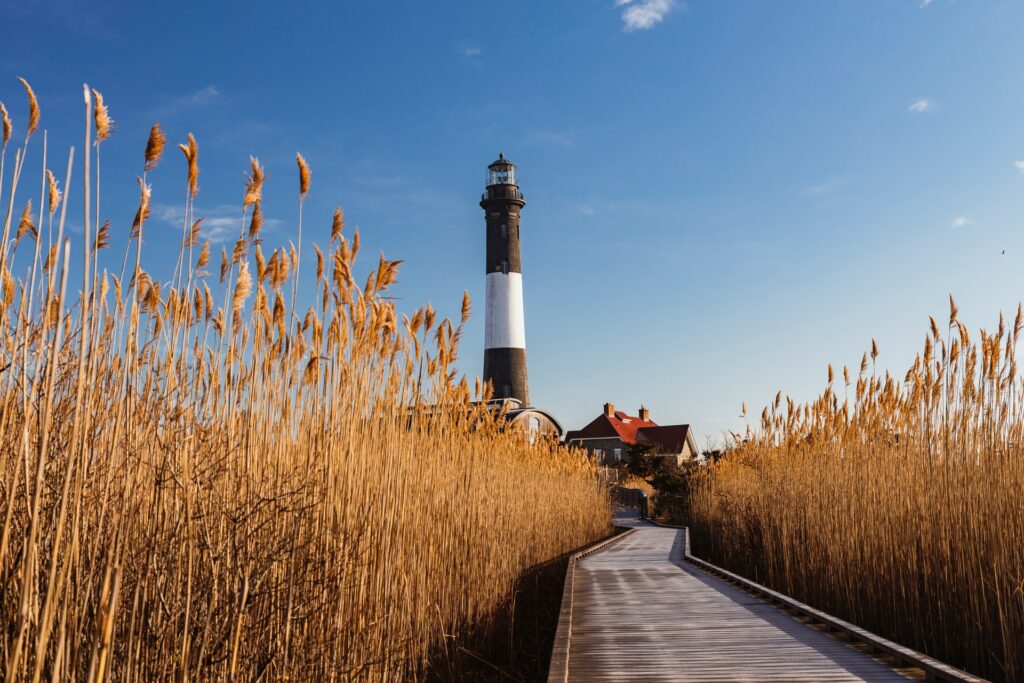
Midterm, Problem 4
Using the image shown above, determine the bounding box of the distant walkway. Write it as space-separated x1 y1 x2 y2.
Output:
560 511 911 682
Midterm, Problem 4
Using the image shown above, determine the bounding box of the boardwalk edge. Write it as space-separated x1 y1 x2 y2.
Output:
546 527 637 683
662 520 989 683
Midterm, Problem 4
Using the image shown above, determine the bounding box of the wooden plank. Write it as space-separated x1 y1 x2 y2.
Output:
548 527 639 683
683 551 986 682
558 511 919 682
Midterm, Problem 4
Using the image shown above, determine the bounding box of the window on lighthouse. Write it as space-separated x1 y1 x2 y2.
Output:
488 167 517 186
502 260 509 274
500 224 507 238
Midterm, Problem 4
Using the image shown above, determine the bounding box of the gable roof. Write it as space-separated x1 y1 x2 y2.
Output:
636 424 693 455
564 409 657 444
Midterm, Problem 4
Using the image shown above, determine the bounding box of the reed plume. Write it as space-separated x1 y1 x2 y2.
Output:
92 88 113 142
232 259 252 321
130 177 151 237
178 132 199 196
187 217 203 246
297 152 310 197
248 201 263 240
1 102 10 148
331 206 345 242
244 156 264 207
197 240 210 269
45 169 59 214
143 124 166 170
93 219 110 252
17 77 38 139
15 200 35 244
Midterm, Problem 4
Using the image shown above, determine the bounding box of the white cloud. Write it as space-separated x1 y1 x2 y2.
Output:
156 204 282 244
920 0 935 7
616 0 679 32
908 98 934 113
185 85 219 105
154 85 221 118
1014 160 1024 172
951 216 975 229
459 46 481 58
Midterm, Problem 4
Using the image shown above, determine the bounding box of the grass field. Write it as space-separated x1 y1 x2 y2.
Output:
689 301 1024 681
0 83 611 681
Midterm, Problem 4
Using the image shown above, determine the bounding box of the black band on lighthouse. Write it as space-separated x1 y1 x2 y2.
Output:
483 348 529 406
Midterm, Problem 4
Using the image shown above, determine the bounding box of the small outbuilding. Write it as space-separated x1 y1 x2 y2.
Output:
487 398 564 444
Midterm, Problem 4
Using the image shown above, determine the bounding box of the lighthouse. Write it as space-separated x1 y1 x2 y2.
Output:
481 153 529 406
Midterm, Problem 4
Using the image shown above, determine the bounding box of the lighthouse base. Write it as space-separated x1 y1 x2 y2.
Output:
484 347 530 406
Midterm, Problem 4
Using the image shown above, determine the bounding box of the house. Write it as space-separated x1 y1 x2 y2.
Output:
564 403 699 466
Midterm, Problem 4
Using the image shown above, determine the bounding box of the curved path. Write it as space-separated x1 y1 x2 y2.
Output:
561 511 912 682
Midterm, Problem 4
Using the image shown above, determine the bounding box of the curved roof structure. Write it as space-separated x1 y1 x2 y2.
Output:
505 407 564 438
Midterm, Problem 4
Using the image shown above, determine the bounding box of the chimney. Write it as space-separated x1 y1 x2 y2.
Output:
639 405 650 421
603 402 615 417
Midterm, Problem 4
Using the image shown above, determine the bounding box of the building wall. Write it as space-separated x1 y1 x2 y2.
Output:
652 440 697 466
567 437 627 465
569 439 697 467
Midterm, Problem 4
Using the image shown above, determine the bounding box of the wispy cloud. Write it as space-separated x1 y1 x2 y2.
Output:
458 46 482 58
951 216 975 229
153 85 221 118
184 85 219 105
1014 160 1024 173
156 204 282 244
920 0 935 7
615 0 680 32
908 98 935 113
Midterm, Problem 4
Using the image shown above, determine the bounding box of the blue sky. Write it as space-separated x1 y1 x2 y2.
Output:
2 0 1024 444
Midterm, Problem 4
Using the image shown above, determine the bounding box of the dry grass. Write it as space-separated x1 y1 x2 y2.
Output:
0 83 611 681
619 474 655 497
689 300 1024 681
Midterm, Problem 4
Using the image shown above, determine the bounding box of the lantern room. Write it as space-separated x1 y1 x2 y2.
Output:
487 153 519 187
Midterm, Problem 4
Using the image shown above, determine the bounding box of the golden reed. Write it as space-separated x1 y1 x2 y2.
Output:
690 298 1024 681
0 83 611 681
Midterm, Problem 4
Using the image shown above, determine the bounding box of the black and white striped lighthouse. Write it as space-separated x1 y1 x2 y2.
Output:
480 153 529 406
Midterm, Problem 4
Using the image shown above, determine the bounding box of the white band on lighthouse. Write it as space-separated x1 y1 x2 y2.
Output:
485 272 526 349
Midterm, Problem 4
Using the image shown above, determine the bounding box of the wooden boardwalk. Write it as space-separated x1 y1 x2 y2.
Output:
556 512 914 682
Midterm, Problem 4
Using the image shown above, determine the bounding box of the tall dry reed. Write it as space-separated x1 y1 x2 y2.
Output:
690 299 1024 681
0 83 611 682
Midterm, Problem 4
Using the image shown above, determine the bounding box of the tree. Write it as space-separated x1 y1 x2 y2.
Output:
624 441 658 478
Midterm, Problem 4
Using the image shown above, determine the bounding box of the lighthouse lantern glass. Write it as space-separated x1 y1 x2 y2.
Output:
488 165 517 187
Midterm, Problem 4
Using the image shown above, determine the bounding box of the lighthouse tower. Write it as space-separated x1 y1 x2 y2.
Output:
481 153 529 406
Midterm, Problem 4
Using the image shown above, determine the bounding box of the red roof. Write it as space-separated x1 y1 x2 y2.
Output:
565 407 692 455
565 410 658 444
